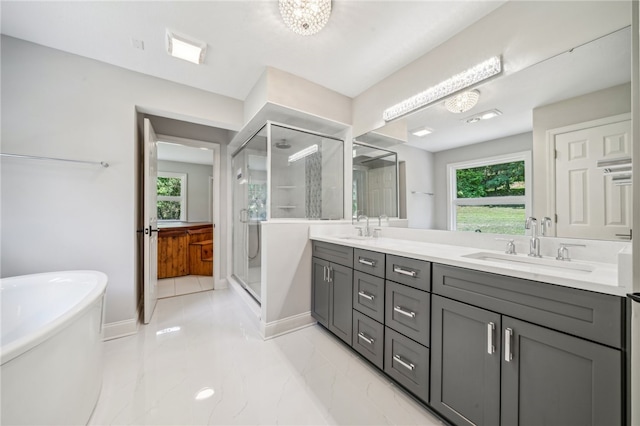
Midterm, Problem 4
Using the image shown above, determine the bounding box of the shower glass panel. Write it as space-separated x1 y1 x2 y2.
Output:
232 126 267 302
270 124 343 219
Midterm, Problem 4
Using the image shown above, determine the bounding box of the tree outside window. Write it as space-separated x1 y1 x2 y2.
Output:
448 152 531 235
157 172 187 221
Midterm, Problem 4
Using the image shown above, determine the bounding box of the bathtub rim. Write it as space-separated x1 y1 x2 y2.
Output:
0 270 108 365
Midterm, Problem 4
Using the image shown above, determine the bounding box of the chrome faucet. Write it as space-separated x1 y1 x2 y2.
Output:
525 217 541 257
556 243 586 261
378 214 389 226
357 214 370 237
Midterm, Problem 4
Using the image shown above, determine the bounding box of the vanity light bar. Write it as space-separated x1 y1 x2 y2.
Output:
597 157 632 170
288 144 318 163
383 56 502 122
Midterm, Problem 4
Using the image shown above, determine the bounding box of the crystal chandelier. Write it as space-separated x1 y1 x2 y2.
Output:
444 90 480 113
279 0 332 36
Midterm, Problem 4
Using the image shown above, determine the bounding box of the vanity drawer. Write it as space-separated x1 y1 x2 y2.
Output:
432 264 624 348
312 240 353 268
354 248 385 278
384 327 429 403
385 281 430 347
385 255 431 291
353 271 385 323
352 310 384 369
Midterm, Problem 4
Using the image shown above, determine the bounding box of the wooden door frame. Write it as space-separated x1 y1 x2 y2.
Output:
544 112 632 237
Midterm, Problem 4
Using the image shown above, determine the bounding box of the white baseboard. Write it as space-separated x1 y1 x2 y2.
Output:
103 317 138 341
261 312 316 340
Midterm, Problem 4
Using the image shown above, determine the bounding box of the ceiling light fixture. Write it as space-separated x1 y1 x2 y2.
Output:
411 128 433 137
463 109 502 124
383 56 502 122
166 30 206 64
279 0 332 36
444 90 480 113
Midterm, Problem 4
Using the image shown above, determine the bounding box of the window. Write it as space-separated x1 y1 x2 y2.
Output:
157 172 187 221
447 152 531 235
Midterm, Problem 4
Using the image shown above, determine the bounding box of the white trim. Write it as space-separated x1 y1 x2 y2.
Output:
544 113 632 235
102 318 139 341
261 312 316 340
447 151 532 231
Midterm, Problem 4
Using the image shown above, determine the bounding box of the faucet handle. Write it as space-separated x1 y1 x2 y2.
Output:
373 227 382 238
355 226 364 237
556 243 586 261
495 238 516 255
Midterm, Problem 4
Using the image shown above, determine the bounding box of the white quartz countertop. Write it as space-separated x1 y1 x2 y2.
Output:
311 235 625 297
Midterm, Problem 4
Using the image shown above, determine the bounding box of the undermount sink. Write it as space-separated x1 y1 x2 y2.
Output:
337 235 371 241
462 251 595 273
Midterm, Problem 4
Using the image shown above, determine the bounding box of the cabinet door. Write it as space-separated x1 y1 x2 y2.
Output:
311 257 330 328
328 262 353 345
501 316 622 426
431 295 501 426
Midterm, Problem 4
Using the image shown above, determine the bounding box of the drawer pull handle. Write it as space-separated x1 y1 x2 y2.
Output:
394 306 416 318
393 266 417 277
358 258 376 267
393 354 415 371
323 265 328 282
357 332 375 345
487 322 495 354
358 291 375 301
504 328 513 362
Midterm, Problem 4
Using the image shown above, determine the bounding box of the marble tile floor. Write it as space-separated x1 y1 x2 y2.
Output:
158 275 214 299
89 289 445 425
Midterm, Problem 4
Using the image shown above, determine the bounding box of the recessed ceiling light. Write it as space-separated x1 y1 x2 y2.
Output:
411 128 433 137
166 30 206 64
464 109 502 124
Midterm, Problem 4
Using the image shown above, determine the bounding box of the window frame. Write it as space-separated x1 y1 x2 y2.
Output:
446 151 532 231
157 171 187 222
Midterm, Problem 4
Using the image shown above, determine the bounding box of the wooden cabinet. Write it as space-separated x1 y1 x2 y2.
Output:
158 224 213 278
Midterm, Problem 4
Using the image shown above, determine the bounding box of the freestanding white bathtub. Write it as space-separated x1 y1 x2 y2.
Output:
1 270 108 426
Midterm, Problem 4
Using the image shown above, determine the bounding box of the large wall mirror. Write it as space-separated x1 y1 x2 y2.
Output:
357 18 632 241
352 142 398 219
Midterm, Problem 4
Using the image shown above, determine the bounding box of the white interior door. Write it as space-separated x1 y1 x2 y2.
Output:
143 118 159 324
555 119 632 240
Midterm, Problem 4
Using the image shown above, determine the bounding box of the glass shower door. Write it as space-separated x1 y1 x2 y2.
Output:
232 126 267 302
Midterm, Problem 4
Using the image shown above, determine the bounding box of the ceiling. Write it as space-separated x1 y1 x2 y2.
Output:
0 0 506 101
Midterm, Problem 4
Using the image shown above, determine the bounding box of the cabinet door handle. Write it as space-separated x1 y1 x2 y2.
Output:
358 258 376 267
487 322 495 354
323 265 328 282
504 328 513 362
328 266 333 283
358 291 375 301
393 354 415 371
394 306 416 318
393 266 417 277
357 332 375 345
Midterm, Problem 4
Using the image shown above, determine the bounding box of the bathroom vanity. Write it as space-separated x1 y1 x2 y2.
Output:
310 234 628 426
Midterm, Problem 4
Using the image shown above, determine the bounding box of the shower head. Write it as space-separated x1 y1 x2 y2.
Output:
275 139 291 149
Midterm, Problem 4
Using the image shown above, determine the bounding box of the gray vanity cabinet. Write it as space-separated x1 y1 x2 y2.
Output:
312 241 354 345
430 295 501 426
431 264 624 426
501 316 621 426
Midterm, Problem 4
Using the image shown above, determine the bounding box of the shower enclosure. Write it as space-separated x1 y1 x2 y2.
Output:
232 122 344 303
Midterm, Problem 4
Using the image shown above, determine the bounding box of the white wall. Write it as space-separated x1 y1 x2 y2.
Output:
394 143 435 229
158 160 213 222
1 36 243 332
432 132 533 230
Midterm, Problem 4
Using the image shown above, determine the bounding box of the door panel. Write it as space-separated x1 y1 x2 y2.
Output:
501 316 621 426
328 262 353 345
143 118 158 324
555 119 632 239
431 295 501 426
311 257 330 327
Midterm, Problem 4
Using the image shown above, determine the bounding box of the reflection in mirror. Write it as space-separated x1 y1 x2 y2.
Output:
351 142 398 220
360 25 632 241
